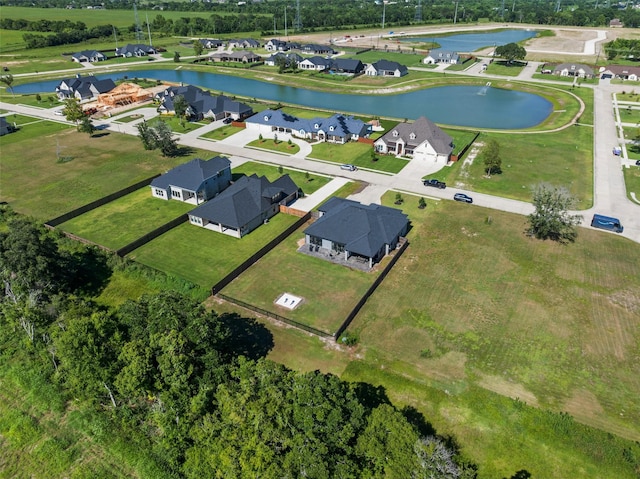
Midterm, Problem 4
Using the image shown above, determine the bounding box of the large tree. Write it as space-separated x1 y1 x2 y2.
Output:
78 115 96 136
527 183 582 243
483 138 502 176
193 39 204 57
62 97 85 125
495 42 526 63
0 74 15 97
136 120 178 156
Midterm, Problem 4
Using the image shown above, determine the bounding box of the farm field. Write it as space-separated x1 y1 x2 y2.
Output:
222 228 378 335
0 124 215 220
59 188 193 250
128 213 299 288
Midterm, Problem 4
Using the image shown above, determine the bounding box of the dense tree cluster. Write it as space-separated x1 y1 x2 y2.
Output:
527 183 582 243
0 211 477 477
137 120 179 157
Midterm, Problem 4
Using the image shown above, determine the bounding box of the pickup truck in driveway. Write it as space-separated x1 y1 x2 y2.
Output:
423 179 446 189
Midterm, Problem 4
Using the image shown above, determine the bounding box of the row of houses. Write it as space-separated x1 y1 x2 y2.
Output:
157 85 253 121
150 156 409 268
70 44 158 63
540 62 640 81
264 53 408 77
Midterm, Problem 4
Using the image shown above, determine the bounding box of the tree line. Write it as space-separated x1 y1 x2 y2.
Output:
0 208 484 478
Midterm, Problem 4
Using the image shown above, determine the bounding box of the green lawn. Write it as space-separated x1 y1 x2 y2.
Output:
116 114 145 123
0 127 213 220
232 161 331 195
484 61 525 77
151 116 206 134
617 107 640 125
200 125 244 141
59 188 194 250
343 192 640 475
311 141 407 174
623 164 640 202
246 137 300 155
223 230 377 335
438 127 593 207
129 213 299 288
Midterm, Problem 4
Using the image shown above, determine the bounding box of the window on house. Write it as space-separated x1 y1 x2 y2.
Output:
309 236 322 246
154 188 164 196
172 190 180 197
332 242 345 254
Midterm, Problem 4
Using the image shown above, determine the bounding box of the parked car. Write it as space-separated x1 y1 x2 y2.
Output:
340 164 357 171
453 193 473 203
222 117 233 124
54 109 64 116
636 160 640 166
423 179 446 189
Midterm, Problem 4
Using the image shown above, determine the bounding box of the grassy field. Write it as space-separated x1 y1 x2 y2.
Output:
311 141 407 173
0 360 172 479
0 124 214 220
246 137 301 155
484 61 526 76
129 213 299 288
623 165 640 201
222 228 377 335
151 116 207 134
200 125 244 141
617 106 640 124
232 161 331 195
437 126 594 206
59 188 194 250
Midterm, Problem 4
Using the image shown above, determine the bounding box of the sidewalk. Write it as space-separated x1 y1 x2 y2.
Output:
293 177 350 212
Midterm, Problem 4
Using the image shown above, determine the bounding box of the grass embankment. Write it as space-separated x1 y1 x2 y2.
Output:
0 123 214 220
623 165 640 202
0 359 172 479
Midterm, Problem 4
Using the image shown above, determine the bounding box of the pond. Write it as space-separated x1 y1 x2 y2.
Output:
402 29 537 52
14 68 553 129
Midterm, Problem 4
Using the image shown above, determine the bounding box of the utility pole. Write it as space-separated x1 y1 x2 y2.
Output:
453 1 459 24
382 1 386 30
146 13 152 47
133 0 142 42
294 0 302 30
502 0 505 18
284 6 287 38
415 0 422 22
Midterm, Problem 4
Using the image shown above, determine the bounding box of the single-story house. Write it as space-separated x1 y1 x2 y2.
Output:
303 197 409 269
423 50 459 64
199 38 225 49
0 117 16 136
601 65 640 81
71 50 107 63
552 63 594 78
150 156 232 205
298 56 332 71
188 174 299 238
264 52 303 67
364 59 408 77
374 116 453 163
610 18 624 27
330 58 365 75
265 39 298 52
301 44 335 55
227 38 261 49
115 44 157 57
157 85 253 121
55 75 116 100
245 109 369 144
209 51 262 63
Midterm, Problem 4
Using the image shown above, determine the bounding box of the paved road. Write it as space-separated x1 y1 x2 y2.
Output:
2 54 639 243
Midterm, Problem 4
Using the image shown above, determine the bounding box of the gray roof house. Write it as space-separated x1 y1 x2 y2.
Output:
228 38 261 49
55 75 116 100
303 197 409 269
298 56 333 71
0 117 16 136
150 156 232 205
199 38 225 49
245 109 369 144
330 58 365 75
209 51 262 63
157 85 253 121
374 116 453 164
364 59 408 77
423 50 460 65
264 52 303 67
71 50 107 63
301 44 336 55
188 174 299 238
115 44 157 57
552 63 594 78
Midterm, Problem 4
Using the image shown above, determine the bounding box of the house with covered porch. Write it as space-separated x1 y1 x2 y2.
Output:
303 197 409 270
188 174 299 238
150 156 231 205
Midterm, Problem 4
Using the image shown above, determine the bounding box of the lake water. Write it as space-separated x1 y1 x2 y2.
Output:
14 68 552 129
403 29 537 52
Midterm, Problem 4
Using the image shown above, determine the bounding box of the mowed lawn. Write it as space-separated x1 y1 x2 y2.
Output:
311 141 408 174
129 213 299 288
0 126 214 220
347 193 640 464
232 161 331 195
223 230 376 335
59 188 194 250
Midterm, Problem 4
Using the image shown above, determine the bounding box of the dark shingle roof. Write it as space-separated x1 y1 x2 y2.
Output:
151 156 231 191
189 174 298 228
304 198 409 258
372 59 408 74
379 116 453 155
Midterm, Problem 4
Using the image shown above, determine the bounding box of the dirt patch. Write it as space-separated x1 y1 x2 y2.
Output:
477 373 539 406
526 29 596 53
563 388 604 419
